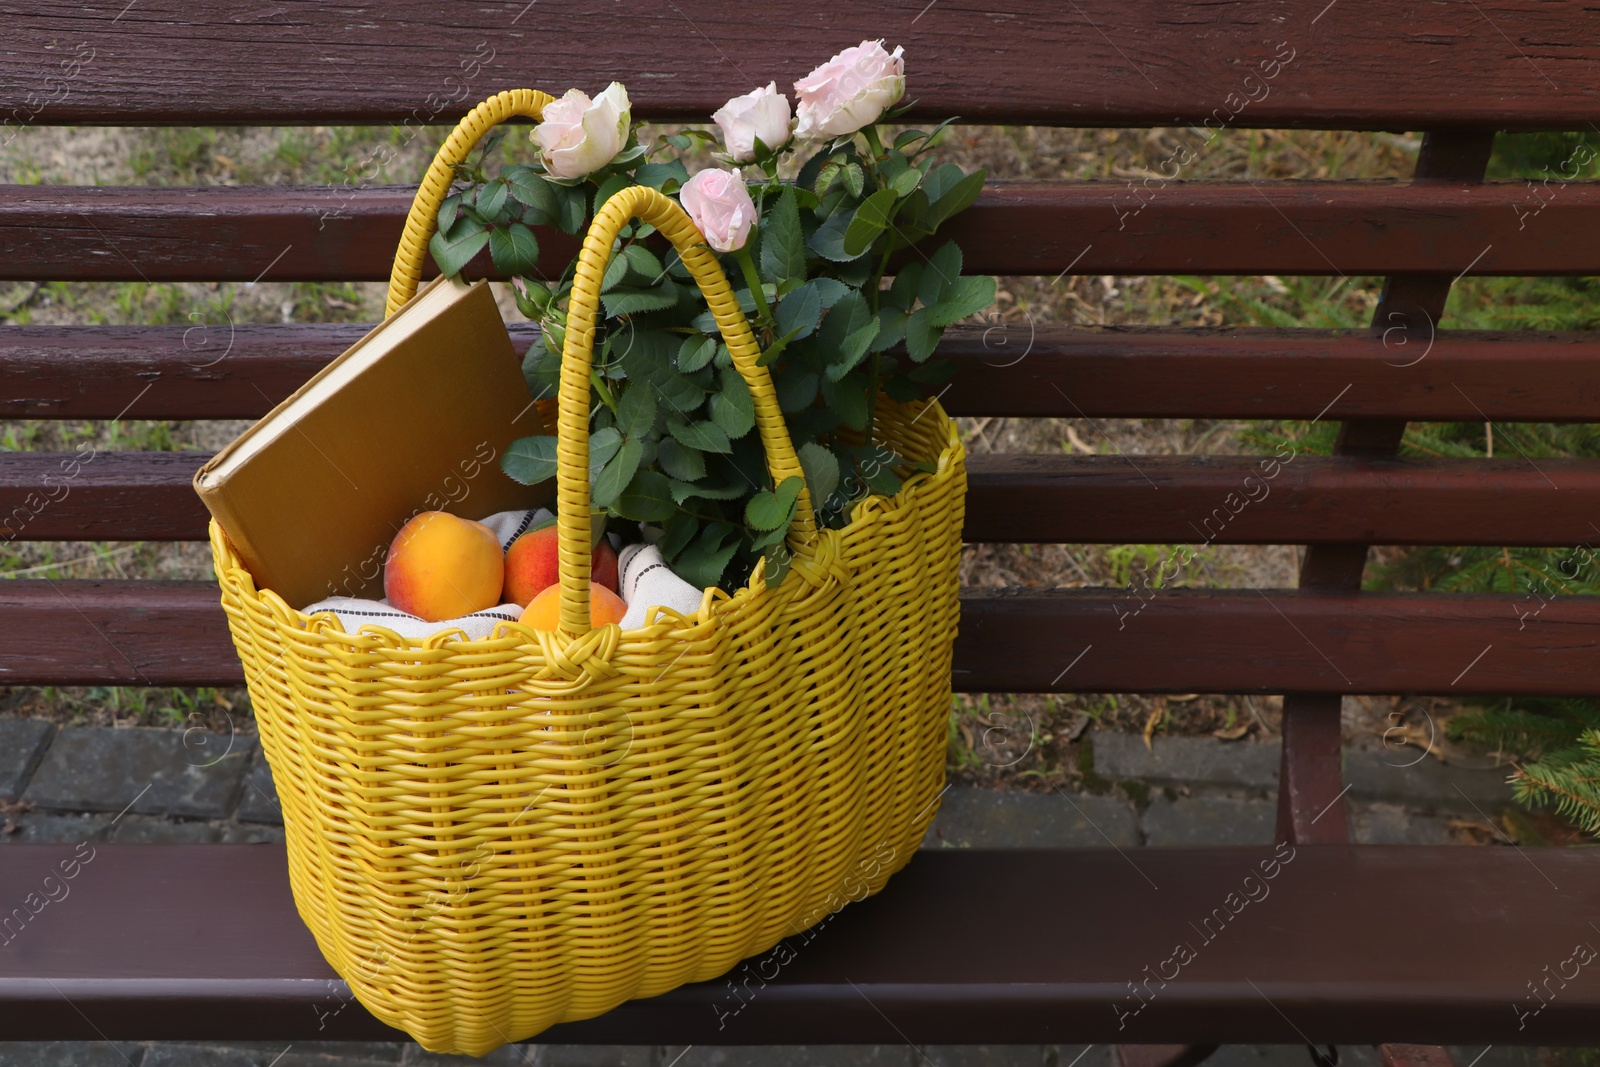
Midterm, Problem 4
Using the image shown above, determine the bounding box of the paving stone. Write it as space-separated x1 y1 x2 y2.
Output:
664 1047 908 1067
923 1046 1075 1066
108 815 222 843
273 1040 406 1061
221 822 287 844
236 751 284 824
25 727 256 819
0 719 54 801
144 1042 281 1066
1350 802 1453 845
1141 796 1277 847
1343 750 1514 811
0 811 114 844
1206 1048 1321 1067
0 1042 146 1066
1443 1047 1539 1067
525 1048 655 1067
923 787 1139 848
403 1040 539 1065
1091 733 1279 791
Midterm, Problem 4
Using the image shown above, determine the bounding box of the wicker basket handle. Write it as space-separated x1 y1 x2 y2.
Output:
554 185 816 635
385 88 556 315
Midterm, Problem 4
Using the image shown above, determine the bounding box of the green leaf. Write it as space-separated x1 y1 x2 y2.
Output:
428 220 488 279
871 306 908 353
921 162 966 204
890 167 923 198
500 435 558 485
659 511 698 559
708 366 755 439
811 278 850 309
594 173 631 216
635 160 690 193
615 383 656 438
926 166 987 229
623 243 665 285
842 162 865 198
908 357 958 385
669 419 733 454
489 222 540 276
817 290 881 381
670 478 745 503
797 441 840 503
775 369 818 413
592 436 642 509
887 263 924 311
905 306 942 362
655 436 706 482
919 242 963 309
677 334 717 373
745 476 804 530
557 185 587 234
775 283 823 341
504 166 558 222
929 274 997 328
436 193 461 236
820 374 869 431
615 470 677 522
476 179 509 220
674 527 739 589
761 186 806 285
587 426 623 477
601 284 680 318
601 246 630 293
807 211 863 262
621 334 706 415
843 189 898 257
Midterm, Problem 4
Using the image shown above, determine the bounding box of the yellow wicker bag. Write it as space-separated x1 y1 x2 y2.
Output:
208 88 966 1056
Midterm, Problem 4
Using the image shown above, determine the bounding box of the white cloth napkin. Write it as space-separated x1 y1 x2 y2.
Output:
301 508 705 638
617 542 705 629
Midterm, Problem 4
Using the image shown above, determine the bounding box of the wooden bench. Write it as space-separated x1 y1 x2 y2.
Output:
5 1 1600 1060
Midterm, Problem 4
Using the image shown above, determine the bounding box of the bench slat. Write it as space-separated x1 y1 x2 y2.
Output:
8 324 1600 422
9 451 1600 548
5 182 1599 282
8 1 1600 129
0 581 1590 694
1 844 1596 1044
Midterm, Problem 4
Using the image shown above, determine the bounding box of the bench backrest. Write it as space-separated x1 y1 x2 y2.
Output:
5 0 1600 850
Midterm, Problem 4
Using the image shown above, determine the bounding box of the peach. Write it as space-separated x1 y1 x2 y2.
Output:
383 511 505 622
518 583 626 632
504 522 618 606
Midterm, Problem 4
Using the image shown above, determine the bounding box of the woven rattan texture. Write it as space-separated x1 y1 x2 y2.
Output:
209 88 967 1056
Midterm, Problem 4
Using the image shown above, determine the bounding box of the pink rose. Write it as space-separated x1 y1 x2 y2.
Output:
793 40 905 141
680 168 756 253
531 82 631 179
713 82 793 163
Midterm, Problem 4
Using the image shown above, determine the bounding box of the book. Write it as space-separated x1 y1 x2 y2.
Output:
194 276 551 609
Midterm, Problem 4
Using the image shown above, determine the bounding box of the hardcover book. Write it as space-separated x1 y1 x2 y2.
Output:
194 276 550 609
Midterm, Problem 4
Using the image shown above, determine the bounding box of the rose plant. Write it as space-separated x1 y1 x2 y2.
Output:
430 41 993 592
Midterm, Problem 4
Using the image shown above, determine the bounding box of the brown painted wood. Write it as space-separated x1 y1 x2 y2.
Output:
12 324 1600 423
6 181 1600 283
6 2 1600 130
3 845 1599 1043
1278 131 1498 846
4 581 1598 694
15 451 1600 546
1275 693 1349 845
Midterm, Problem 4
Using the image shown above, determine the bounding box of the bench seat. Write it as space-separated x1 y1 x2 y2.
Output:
3 844 1596 1045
